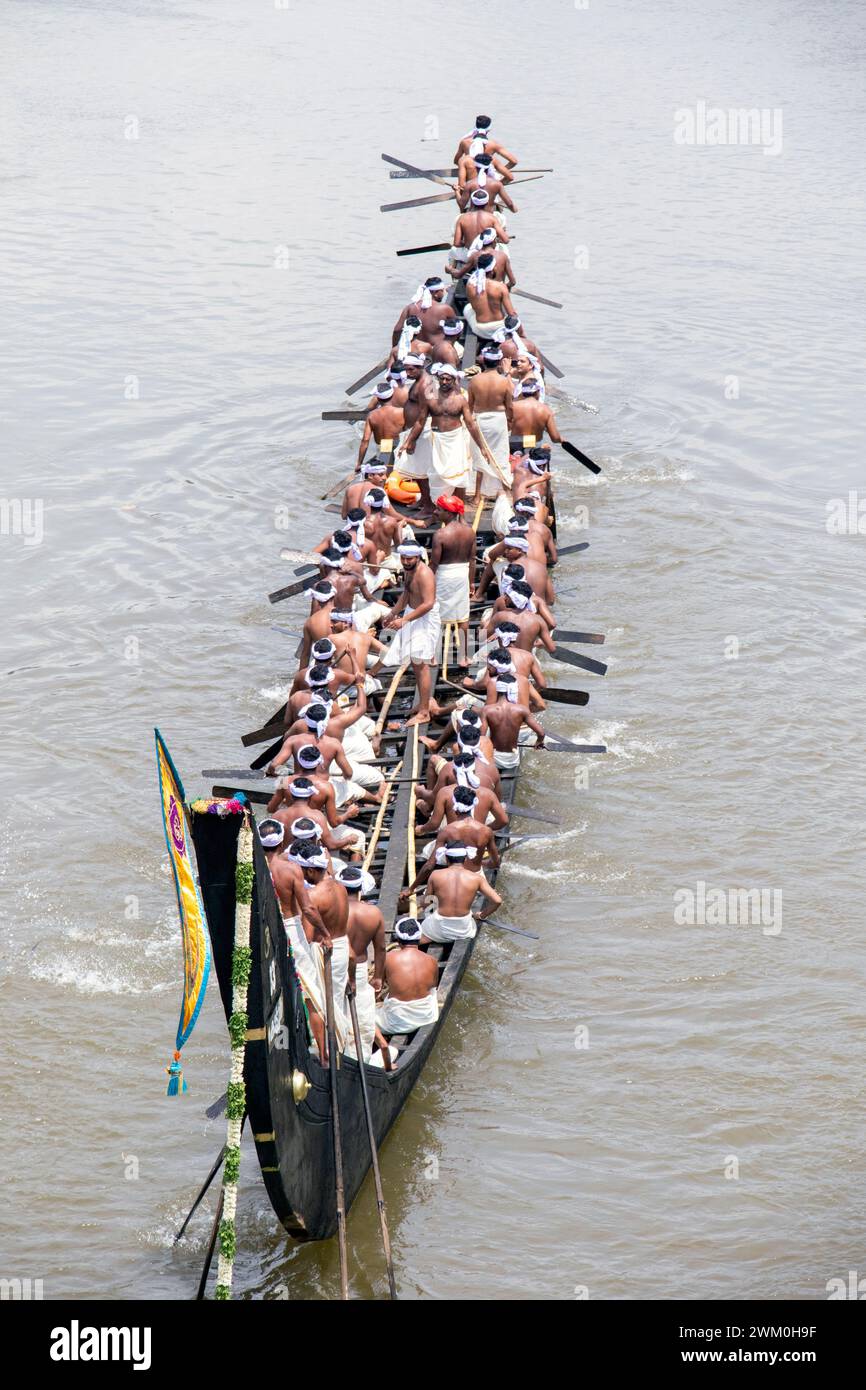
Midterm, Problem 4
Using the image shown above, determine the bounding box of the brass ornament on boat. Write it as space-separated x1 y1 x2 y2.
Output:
291 1069 312 1104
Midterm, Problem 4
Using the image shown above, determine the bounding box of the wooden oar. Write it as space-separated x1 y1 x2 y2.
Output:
269 574 318 604
554 541 590 558
550 628 605 645
321 469 357 501
279 547 325 569
501 802 560 825
381 175 544 214
346 356 389 396
381 152 456 190
541 738 607 753
323 950 349 1300
538 351 565 380
196 1187 224 1300
438 673 589 708
396 241 451 257
548 646 608 677
484 917 540 941
389 167 553 179
174 1146 226 1245
346 990 397 1299
562 440 601 475
323 408 366 421
514 288 563 310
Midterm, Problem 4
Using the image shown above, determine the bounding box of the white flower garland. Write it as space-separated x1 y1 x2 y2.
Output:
214 815 253 1300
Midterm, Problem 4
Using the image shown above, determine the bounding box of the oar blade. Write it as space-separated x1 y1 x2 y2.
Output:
542 687 590 706
396 242 451 257
346 357 389 396
551 629 605 645
380 191 455 212
562 440 601 474
549 646 608 676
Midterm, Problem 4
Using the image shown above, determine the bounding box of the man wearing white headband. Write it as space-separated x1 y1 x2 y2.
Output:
415 776 509 842
464 250 517 344
416 837 503 944
294 841 352 1048
453 116 518 173
481 673 546 771
338 865 389 1067
430 492 475 664
393 353 436 517
448 229 516 296
449 193 510 275
475 532 555 608
258 820 332 1059
406 760 503 880
398 361 499 499
266 771 363 841
375 916 439 1039
457 154 518 216
509 375 562 457
463 339 515 502
296 579 337 669
392 278 458 359
374 541 442 726
273 688 386 806
357 378 406 471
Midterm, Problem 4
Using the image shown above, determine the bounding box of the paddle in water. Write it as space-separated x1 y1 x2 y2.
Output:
562 440 601 474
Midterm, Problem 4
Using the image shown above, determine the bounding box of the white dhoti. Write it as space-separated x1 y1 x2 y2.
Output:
332 823 366 856
435 561 471 622
469 410 512 494
343 719 377 764
381 601 442 667
493 746 521 771
491 491 516 537
345 955 377 1063
284 915 348 1048
377 989 440 1034
399 422 432 481
420 908 477 943
430 426 472 491
352 595 390 632
463 301 506 341
330 934 351 1023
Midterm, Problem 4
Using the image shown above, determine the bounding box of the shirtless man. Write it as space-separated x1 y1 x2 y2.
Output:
397 353 437 520
500 516 552 567
337 864 392 1068
361 487 404 565
485 586 557 653
510 377 562 453
294 841 351 1056
400 792 501 903
456 148 515 187
258 820 332 1060
297 580 337 669
286 664 359 723
511 446 553 508
266 770 359 830
464 255 517 342
415 779 509 839
464 344 514 498
469 637 547 695
449 229 515 290
498 314 543 369
310 549 378 615
512 497 557 564
480 675 547 771
392 277 457 353
457 152 518 214
462 646 546 713
368 361 410 411
475 536 555 606
357 383 406 470
450 193 510 280
272 806 361 864
418 847 504 942
375 543 441 726
430 494 476 667
376 916 439 1039
266 717 355 782
399 365 498 500
342 458 388 516
453 115 518 171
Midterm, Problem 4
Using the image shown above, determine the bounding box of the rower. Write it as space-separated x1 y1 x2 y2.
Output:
279 691 386 805
500 515 550 567
311 546 377 615
266 773 361 835
448 226 515 289
368 360 410 410
286 661 360 719
475 534 555 606
423 315 465 369
373 542 441 727
456 147 515 187
464 341 514 504
462 645 546 713
297 579 337 668
342 457 388 517
468 635 547 695
457 151 518 215
328 607 390 681
449 191 510 279
272 806 362 866
429 493 475 669
376 916 439 1041
480 673 547 771
357 381 405 471
463 253 517 343
292 840 352 1052
392 277 457 353
259 819 331 1060
405 771 503 895
498 314 543 370
362 486 406 573
512 445 553 508
513 494 557 564
417 842 503 943
453 115 518 172
509 376 562 454
336 864 391 1067
485 588 556 653
398 364 499 501
415 779 509 839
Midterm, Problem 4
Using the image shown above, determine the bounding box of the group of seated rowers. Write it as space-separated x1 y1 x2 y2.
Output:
255 113 567 1070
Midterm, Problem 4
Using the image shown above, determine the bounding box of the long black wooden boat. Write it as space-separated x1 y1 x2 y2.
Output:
187 196 567 1243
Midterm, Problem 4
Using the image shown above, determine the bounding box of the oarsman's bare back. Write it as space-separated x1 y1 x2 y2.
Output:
510 394 562 446
357 398 405 467
384 938 438 1002
424 863 502 923
486 606 555 653
452 207 509 250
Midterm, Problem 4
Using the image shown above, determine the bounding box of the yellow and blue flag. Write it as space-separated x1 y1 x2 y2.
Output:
155 729 211 1094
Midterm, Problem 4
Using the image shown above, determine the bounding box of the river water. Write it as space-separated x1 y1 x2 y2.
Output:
2 0 864 1301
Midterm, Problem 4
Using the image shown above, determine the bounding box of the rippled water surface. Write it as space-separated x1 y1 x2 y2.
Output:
2 0 864 1300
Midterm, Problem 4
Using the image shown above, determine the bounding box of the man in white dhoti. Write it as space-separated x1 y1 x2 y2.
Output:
480 674 546 770
398 363 500 505
463 252 517 342
291 840 351 1052
429 494 475 668
418 841 503 943
338 865 390 1066
465 342 514 503
375 542 441 726
376 917 440 1037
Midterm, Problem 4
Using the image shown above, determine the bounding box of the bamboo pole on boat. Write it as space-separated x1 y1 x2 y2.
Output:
323 949 350 1300
407 724 421 918
346 991 398 1299
362 760 404 874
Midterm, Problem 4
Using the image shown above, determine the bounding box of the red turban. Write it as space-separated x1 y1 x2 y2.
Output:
436 494 465 514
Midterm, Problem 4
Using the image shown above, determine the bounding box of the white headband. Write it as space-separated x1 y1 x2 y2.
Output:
291 818 322 842
331 609 355 625
468 226 497 257
497 624 520 646
288 780 315 799
496 678 519 702
397 542 424 558
297 746 324 768
508 588 534 611
505 535 530 553
470 189 489 206
375 382 395 400
364 488 389 510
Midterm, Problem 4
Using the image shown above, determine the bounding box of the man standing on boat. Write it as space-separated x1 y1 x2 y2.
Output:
509 376 562 453
464 342 514 503
376 916 440 1039
429 494 475 669
336 865 391 1066
356 381 405 471
291 840 352 1055
463 253 517 343
398 364 498 500
375 542 441 727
